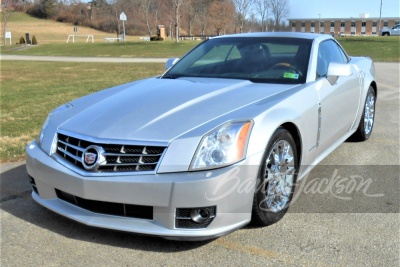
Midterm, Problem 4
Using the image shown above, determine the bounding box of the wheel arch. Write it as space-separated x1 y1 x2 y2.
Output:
370 80 378 99
279 122 303 167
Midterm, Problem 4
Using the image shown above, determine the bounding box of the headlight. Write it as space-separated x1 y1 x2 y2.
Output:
38 103 72 146
190 120 253 171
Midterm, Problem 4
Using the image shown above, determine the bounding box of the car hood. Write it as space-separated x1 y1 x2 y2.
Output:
60 77 297 142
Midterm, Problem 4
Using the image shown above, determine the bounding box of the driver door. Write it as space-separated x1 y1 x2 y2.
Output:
315 40 360 155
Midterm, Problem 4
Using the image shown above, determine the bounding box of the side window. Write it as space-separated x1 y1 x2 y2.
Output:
316 40 346 78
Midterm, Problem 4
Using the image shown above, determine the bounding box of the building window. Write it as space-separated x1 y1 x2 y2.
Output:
361 32 365 35
301 22 305 27
292 22 296 27
320 22 325 27
362 22 366 27
351 22 356 27
384 21 388 27
373 21 377 27
395 21 399 25
372 32 376 35
341 22 345 27
311 22 315 27
351 32 355 34
331 22 335 27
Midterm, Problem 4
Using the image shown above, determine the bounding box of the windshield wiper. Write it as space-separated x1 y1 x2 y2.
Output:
161 76 177 79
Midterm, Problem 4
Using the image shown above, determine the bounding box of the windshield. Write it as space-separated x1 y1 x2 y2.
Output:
163 37 313 84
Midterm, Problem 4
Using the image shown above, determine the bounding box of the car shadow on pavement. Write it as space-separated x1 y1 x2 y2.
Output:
0 164 213 252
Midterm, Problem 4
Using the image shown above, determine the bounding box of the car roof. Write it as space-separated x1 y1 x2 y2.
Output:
213 32 332 43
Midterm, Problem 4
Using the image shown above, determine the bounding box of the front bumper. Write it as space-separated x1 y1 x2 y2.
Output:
26 141 263 240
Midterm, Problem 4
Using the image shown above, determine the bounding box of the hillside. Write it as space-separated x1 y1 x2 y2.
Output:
0 12 141 45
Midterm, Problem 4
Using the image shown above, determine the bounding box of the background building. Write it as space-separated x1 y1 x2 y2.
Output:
288 15 400 35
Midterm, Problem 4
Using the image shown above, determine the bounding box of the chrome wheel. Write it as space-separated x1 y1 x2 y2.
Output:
264 140 295 213
364 92 375 135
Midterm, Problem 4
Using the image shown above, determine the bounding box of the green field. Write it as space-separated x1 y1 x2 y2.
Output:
2 36 399 62
0 61 165 163
337 36 400 62
1 13 399 61
1 41 200 58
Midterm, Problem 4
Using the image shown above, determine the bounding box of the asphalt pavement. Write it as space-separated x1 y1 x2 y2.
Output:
1 62 399 266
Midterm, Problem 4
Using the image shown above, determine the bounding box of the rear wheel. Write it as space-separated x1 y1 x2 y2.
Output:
352 86 376 141
251 128 298 226
382 32 390 36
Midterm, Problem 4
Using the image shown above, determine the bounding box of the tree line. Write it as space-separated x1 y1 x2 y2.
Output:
8 0 291 41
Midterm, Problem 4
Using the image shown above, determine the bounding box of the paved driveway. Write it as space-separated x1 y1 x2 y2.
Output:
1 63 399 266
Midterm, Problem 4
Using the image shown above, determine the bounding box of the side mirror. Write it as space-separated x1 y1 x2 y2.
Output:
165 58 179 70
326 62 353 85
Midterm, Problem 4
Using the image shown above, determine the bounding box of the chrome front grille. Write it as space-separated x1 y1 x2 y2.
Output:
54 132 166 174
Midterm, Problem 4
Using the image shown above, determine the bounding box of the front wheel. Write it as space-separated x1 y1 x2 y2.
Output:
251 128 298 226
351 86 376 141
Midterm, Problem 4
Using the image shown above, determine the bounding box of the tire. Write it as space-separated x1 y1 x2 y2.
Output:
351 86 376 141
251 128 299 226
382 32 389 36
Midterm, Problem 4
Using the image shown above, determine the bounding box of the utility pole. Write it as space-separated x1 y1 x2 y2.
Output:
378 0 382 33
318 14 321 33
3 4 7 46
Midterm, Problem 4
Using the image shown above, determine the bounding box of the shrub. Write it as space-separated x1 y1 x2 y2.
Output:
32 36 38 45
150 36 164 41
19 36 26 44
26 4 46 18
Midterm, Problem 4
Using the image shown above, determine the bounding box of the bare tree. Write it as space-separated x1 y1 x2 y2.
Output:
196 0 209 36
152 1 160 35
171 0 185 42
2 0 18 46
161 0 174 40
254 0 270 32
186 0 196 36
233 0 253 33
135 0 154 38
270 0 289 31
104 0 122 37
209 1 234 35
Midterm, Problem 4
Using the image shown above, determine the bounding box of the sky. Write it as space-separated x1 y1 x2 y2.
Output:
287 0 400 19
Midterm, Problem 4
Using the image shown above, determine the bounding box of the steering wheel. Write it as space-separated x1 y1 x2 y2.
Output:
269 63 299 74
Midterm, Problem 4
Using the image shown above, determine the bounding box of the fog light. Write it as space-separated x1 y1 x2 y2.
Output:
190 208 210 223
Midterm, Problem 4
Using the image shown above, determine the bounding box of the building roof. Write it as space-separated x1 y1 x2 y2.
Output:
287 17 400 21
215 32 333 41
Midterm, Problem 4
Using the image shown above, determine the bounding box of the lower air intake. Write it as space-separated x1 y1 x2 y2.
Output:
55 189 153 220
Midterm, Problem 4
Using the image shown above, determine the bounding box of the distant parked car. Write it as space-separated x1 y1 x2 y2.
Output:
380 24 400 36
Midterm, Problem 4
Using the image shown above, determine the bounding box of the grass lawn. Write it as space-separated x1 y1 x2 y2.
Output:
1 41 200 58
1 13 398 61
337 36 400 62
0 61 165 163
2 35 399 62
0 12 200 58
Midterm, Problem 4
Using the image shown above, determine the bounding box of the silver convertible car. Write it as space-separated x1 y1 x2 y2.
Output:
26 32 377 240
